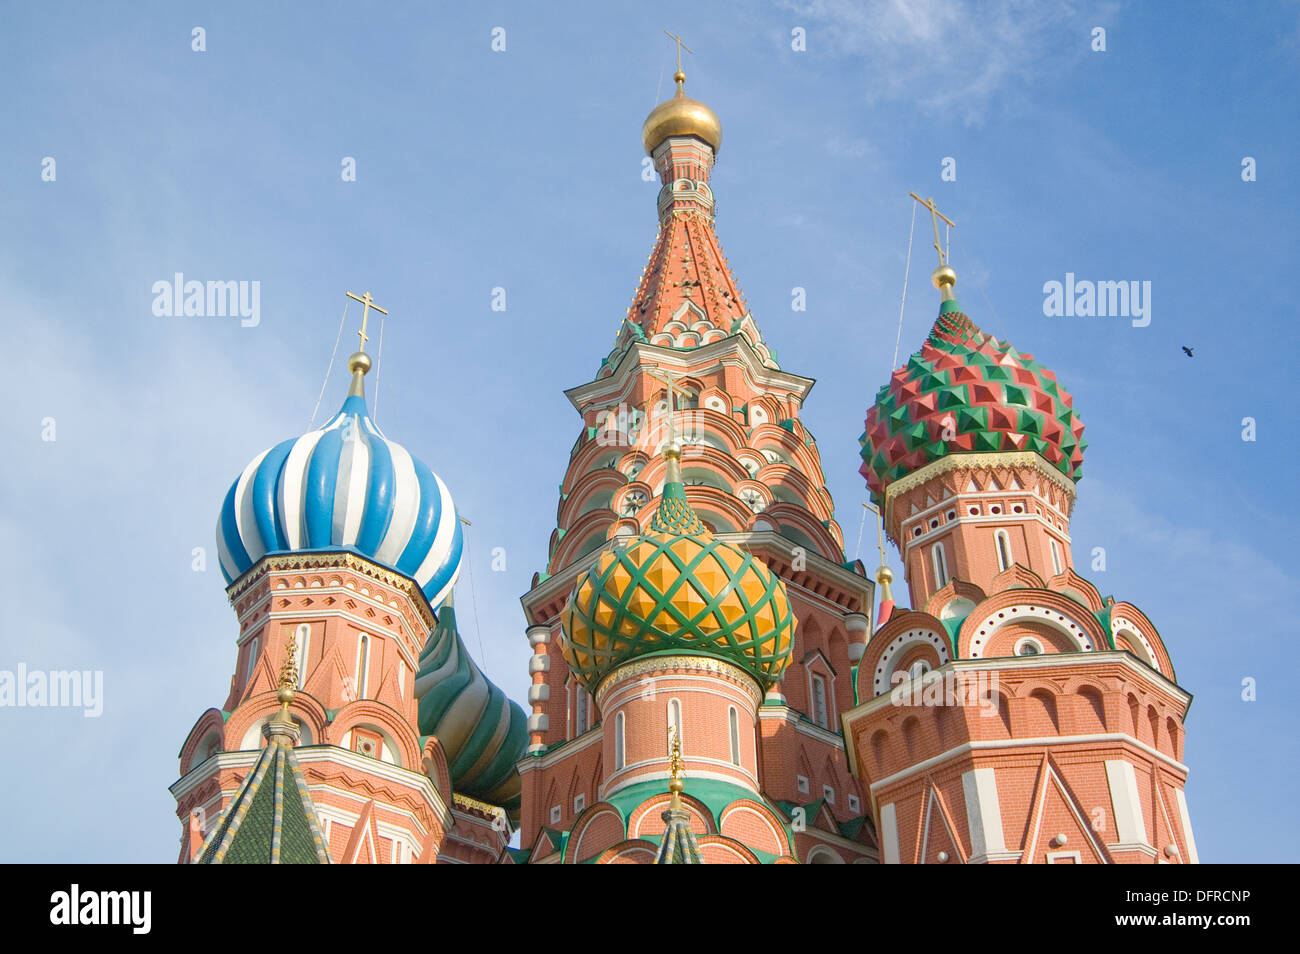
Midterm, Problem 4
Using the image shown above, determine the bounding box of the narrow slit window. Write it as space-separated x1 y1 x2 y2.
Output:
932 542 950 588
995 530 1012 572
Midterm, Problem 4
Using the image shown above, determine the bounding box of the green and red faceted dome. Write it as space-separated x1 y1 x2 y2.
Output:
859 300 1087 503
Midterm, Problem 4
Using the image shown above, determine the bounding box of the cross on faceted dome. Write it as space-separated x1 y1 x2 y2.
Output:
909 192 956 268
645 366 689 453
346 290 388 353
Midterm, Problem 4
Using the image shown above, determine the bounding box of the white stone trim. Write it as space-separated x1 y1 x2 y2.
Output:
515 726 602 772
1105 759 1149 847
1111 616 1158 670
872 628 951 697
1174 788 1200 864
968 602 1095 658
880 802 900 864
1045 850 1082 864
962 768 1007 857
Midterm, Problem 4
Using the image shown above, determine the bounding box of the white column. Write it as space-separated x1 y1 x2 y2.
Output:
1105 759 1150 848
962 768 1008 860
1174 788 1200 864
880 802 900 864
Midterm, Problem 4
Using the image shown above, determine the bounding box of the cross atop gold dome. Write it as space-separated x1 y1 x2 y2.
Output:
641 32 722 155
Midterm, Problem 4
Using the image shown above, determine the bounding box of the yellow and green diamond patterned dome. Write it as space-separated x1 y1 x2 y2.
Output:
560 449 794 693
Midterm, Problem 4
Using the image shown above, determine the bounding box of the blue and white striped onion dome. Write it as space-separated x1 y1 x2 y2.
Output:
216 390 464 612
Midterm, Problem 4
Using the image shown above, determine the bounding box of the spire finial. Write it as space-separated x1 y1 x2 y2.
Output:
664 30 693 90
667 723 685 808
344 291 387 395
272 629 299 727
645 366 707 535
908 192 957 301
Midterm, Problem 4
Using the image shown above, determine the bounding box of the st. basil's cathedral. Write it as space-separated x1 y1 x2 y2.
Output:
170 59 1199 865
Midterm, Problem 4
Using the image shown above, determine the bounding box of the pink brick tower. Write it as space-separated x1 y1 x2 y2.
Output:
172 298 526 863
843 216 1198 864
516 59 878 864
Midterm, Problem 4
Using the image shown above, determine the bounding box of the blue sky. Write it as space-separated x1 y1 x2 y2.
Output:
2 1 1296 862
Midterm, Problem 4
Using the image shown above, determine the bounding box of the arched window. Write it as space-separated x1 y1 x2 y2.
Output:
728 707 741 765
995 530 1012 572
294 623 310 689
614 711 626 770
810 673 829 729
931 542 950 588
355 634 371 699
1049 538 1063 575
668 699 682 742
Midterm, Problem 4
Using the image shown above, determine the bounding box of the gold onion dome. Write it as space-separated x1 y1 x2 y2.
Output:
641 70 722 155
560 447 794 694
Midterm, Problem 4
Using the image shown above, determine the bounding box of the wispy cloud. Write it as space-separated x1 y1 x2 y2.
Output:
777 0 1103 123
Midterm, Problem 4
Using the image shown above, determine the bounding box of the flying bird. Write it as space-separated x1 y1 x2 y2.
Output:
1182 346 1194 357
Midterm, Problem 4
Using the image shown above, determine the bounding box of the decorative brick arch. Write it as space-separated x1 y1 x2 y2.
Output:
806 844 846 863
924 579 987 619
178 708 227 774
421 737 453 802
718 799 791 857
628 791 715 839
598 840 659 864
565 803 627 864
223 690 329 752
1109 601 1174 679
698 835 761 864
1046 569 1104 611
959 591 1106 660
987 564 1047 592
329 698 423 769
868 624 952 699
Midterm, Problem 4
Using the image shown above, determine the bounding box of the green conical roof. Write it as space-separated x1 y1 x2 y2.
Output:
196 727 331 865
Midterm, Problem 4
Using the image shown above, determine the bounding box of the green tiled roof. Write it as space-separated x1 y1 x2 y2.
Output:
196 728 330 865
655 805 703 864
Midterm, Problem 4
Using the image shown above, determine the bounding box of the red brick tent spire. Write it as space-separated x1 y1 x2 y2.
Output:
598 66 778 376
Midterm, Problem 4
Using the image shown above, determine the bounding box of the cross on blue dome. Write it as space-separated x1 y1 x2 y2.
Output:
215 349 463 612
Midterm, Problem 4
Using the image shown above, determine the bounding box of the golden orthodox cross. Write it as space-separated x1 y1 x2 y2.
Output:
909 192 956 268
646 367 688 449
664 30 694 74
863 501 888 567
346 291 388 353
